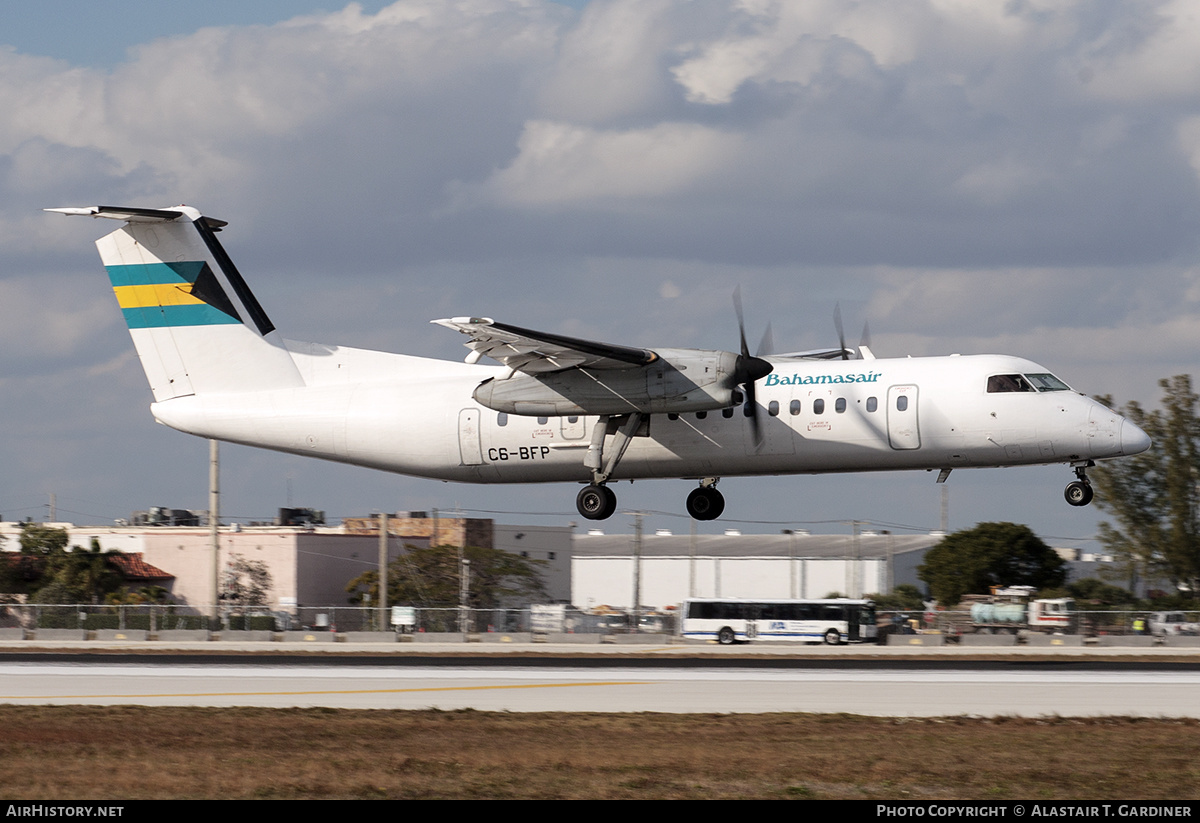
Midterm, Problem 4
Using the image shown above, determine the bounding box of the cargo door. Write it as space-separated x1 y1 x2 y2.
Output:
458 408 483 465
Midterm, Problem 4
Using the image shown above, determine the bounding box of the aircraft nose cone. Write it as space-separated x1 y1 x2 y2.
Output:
1120 419 1152 455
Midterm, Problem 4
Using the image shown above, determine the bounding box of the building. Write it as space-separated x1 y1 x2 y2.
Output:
571 530 941 610
0 513 573 610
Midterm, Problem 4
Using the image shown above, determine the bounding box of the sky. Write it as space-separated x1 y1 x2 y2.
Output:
3 0 1198 551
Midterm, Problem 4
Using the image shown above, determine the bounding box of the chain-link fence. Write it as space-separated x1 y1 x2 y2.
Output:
0 603 679 636
13 603 1192 640
877 609 1200 638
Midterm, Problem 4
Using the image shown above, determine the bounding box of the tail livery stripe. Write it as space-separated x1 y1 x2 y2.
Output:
104 261 242 329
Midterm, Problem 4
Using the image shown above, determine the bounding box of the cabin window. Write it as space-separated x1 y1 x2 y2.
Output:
743 402 754 417
835 398 847 413
668 412 679 421
790 399 801 415
497 413 508 427
722 408 734 419
866 396 877 412
1025 373 1071 392
896 395 908 411
567 415 579 423
813 399 825 414
696 411 707 420
768 400 780 416
537 416 549 424
987 374 1035 393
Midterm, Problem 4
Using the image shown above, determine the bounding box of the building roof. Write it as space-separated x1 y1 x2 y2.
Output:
106 552 174 581
572 532 941 559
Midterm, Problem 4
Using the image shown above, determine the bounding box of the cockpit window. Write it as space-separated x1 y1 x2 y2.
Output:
1025 373 1071 392
987 374 1035 393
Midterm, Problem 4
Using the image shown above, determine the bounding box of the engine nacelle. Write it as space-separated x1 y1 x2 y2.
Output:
472 348 742 416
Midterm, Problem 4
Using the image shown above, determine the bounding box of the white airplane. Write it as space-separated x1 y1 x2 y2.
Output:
48 205 1151 521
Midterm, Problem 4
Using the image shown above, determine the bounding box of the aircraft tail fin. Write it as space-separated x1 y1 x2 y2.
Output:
47 206 304 401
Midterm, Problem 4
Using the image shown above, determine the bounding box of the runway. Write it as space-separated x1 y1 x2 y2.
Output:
3 660 1199 716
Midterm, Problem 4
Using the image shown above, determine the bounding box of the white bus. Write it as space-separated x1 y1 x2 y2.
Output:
680 598 878 645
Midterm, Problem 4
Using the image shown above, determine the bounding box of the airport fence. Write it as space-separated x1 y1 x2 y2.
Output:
878 609 1200 637
0 603 677 636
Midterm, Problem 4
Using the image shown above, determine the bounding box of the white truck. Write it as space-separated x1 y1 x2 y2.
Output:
965 586 1077 634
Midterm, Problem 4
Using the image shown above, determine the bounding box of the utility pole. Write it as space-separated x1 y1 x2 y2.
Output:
631 512 642 634
688 517 696 598
849 520 862 599
378 512 389 632
459 558 470 634
784 529 797 598
209 439 220 627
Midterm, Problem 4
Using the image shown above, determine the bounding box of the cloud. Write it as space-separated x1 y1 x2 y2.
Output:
469 119 743 206
4 0 1200 538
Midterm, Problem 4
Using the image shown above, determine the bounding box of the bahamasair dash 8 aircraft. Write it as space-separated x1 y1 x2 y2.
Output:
49 204 1151 521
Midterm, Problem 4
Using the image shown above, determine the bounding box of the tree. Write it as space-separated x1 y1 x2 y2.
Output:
2 527 124 603
918 522 1066 606
346 544 547 608
1091 376 1200 597
865 584 926 611
18 523 69 555
222 554 273 606
1064 578 1138 609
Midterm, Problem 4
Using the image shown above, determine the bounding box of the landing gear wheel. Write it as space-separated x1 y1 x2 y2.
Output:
823 629 841 646
577 484 617 520
718 627 736 645
1064 480 1094 507
686 487 725 521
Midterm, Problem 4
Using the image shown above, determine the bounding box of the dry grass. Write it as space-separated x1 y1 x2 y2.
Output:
1 707 1198 799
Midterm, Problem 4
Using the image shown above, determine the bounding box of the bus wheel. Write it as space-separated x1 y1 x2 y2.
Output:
823 629 841 646
718 627 735 645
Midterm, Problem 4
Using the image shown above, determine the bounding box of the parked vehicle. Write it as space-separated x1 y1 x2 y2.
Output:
680 598 877 645
963 586 1076 634
1149 611 1200 637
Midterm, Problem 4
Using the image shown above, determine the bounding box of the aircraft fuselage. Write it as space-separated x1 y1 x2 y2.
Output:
148 345 1145 485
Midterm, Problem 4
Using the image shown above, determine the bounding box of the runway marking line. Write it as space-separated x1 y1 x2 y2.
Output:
0 681 649 700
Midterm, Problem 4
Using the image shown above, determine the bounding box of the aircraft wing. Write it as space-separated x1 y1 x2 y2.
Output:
773 347 855 360
432 317 657 373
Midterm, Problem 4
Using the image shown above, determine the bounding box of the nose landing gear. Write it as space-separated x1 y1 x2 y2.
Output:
1065 462 1095 507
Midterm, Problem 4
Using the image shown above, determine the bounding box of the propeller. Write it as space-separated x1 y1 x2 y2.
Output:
732 286 774 449
757 322 774 358
834 303 872 359
834 302 849 360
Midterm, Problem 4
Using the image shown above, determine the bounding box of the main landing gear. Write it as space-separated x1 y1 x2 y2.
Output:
576 484 617 521
575 481 727 521
1064 461 1094 507
686 481 724 521
572 412 730 521
576 413 643 521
